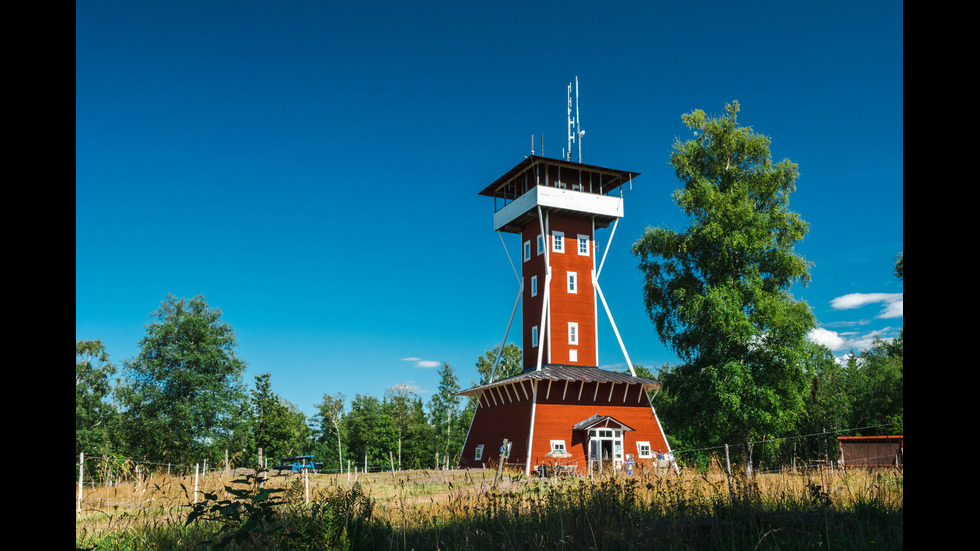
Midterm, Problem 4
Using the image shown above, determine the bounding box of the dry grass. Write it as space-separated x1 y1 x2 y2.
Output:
76 463 903 549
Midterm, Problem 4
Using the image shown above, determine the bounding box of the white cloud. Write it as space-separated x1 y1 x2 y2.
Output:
807 327 845 350
808 326 898 354
401 357 441 369
830 293 903 318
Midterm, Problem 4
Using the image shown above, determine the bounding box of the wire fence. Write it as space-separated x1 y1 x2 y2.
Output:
75 423 902 514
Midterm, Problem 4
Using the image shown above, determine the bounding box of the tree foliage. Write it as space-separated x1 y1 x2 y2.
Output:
474 343 522 385
118 294 247 464
632 102 815 453
76 339 118 454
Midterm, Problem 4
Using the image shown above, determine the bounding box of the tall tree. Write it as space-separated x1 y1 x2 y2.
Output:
474 343 523 385
250 373 304 463
118 294 247 465
313 392 346 471
76 340 118 454
428 362 465 467
632 102 815 462
344 394 397 470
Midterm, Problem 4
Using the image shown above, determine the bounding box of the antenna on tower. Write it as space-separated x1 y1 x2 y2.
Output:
567 82 574 162
576 76 584 163
566 77 585 163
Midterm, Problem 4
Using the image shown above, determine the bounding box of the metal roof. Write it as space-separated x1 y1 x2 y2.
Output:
456 364 661 397
571 414 636 431
478 155 640 198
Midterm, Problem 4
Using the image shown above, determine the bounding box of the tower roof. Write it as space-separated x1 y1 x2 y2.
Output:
478 155 639 199
456 364 661 397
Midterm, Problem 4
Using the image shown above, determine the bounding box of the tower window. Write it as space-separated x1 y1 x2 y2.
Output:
532 326 539 348
524 240 531 262
553 231 564 253
568 322 579 345
537 234 544 255
531 275 538 297
569 349 578 362
578 234 590 256
567 272 577 293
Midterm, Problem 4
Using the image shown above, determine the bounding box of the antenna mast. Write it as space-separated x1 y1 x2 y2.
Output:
576 76 583 163
566 77 585 163
566 83 574 161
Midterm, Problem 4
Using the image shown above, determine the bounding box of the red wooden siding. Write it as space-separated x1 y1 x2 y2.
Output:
530 381 669 472
460 384 535 469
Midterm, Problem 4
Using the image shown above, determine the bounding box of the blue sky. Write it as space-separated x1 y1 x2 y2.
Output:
76 1 903 419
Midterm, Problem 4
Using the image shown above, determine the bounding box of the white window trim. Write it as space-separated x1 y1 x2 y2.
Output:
568 322 579 345
578 234 590 256
475 444 485 461
550 440 567 452
531 325 539 348
531 275 538 297
569 349 578 362
567 271 577 293
537 234 544 256
636 441 652 458
523 240 531 262
552 231 564 253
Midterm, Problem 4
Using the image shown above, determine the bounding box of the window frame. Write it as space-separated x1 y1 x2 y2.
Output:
531 275 538 297
636 441 652 459
552 231 564 253
578 234 590 256
523 240 531 262
531 325 539 348
567 271 577 293
475 444 485 461
568 322 579 345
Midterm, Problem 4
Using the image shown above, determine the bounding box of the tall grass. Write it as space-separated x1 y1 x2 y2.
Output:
76 465 902 550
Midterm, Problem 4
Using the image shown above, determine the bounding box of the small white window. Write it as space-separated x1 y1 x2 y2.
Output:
578 234 590 256
556 180 567 189
550 440 567 452
567 271 577 293
531 326 539 348
524 240 531 262
568 322 579 345
636 441 652 458
475 445 485 461
537 234 544 256
531 275 538 297
572 183 584 191
552 231 564 253
569 349 578 362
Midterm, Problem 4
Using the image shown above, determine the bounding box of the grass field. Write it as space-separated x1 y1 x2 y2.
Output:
76 464 903 550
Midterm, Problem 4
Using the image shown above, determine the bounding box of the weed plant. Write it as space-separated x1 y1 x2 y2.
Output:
77 465 902 550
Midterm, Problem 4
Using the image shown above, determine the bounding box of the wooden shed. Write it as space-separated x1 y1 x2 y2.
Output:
837 435 903 467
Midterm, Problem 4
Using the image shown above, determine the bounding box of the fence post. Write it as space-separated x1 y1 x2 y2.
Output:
194 463 200 504
77 452 84 516
724 444 733 498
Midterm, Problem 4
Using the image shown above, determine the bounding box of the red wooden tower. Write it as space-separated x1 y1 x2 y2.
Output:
457 81 672 476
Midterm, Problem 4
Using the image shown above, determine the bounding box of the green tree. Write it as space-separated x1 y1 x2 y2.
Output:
429 362 466 467
632 102 815 464
118 294 247 465
76 339 118 455
383 384 432 469
474 343 523 385
343 394 397 470
847 332 903 434
250 373 305 464
312 392 346 472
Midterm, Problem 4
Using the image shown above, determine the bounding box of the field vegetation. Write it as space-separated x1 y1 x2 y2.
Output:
76 462 902 550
